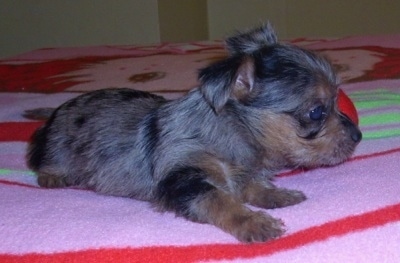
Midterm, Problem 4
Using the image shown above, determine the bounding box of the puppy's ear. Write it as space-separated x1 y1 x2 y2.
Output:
232 58 255 102
199 57 255 113
226 22 277 55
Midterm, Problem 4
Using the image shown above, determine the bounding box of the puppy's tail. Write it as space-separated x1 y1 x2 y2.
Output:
225 22 277 55
23 108 55 120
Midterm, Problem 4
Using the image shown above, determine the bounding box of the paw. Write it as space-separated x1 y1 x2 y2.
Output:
37 173 67 188
247 187 307 209
269 188 307 208
231 211 285 243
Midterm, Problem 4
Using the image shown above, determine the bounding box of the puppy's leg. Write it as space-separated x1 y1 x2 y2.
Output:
157 167 285 243
243 181 306 209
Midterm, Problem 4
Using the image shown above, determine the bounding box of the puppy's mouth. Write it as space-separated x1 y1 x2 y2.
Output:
320 145 358 166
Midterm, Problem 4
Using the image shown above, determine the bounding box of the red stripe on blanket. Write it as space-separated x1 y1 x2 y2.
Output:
0 122 43 142
0 180 39 189
278 147 400 177
350 147 400 161
1 203 399 263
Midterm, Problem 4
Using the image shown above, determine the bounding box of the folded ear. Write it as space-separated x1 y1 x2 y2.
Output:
199 57 255 113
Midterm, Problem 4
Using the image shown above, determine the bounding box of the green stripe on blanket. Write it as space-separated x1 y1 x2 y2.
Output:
351 89 400 140
0 168 35 176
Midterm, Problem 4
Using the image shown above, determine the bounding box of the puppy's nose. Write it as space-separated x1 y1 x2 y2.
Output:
351 129 362 143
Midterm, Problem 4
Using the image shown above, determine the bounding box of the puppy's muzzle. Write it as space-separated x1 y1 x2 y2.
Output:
340 115 362 143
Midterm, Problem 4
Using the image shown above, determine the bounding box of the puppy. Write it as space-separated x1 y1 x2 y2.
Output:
25 23 361 243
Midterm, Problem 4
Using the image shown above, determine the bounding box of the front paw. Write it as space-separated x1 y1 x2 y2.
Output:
230 211 285 243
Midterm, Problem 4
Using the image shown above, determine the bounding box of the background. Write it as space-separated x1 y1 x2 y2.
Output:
1 0 400 58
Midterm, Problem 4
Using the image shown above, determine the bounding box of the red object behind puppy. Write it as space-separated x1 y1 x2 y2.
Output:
338 89 359 125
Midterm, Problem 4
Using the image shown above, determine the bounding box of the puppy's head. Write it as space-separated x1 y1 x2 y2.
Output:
199 22 361 168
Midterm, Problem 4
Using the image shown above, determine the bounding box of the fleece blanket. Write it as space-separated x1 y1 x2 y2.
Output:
0 35 399 263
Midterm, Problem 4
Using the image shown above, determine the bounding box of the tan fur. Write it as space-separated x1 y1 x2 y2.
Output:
189 190 285 243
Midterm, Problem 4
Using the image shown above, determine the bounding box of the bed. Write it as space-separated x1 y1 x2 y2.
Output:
1 34 399 262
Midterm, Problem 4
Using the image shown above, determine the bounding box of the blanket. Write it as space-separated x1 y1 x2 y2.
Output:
0 35 399 262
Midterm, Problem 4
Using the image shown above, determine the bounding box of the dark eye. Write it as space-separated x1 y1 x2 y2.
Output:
309 106 325 121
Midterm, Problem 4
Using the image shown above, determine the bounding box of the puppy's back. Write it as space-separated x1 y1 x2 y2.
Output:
27 88 167 199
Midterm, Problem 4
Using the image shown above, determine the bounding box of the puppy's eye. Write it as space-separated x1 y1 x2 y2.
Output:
309 106 326 121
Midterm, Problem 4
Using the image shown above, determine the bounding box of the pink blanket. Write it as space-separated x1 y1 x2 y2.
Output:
0 35 399 262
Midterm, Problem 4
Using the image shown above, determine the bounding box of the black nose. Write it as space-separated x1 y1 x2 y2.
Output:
351 129 362 143
340 114 362 143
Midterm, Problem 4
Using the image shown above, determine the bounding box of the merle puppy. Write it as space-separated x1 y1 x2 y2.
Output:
25 23 361 243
